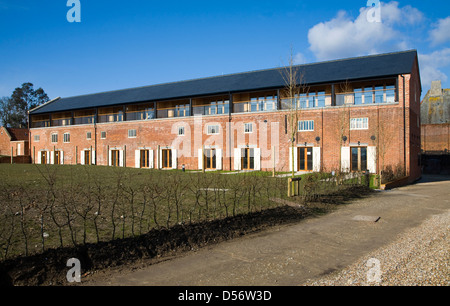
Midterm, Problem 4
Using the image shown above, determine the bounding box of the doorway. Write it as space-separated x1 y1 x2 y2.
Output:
298 147 313 171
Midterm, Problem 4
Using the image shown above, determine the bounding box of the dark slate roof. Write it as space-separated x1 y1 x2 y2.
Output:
30 50 418 115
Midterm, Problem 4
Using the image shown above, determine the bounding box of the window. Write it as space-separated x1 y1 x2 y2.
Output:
354 89 363 105
84 150 91 165
54 151 61 165
63 133 70 143
86 132 92 140
178 126 185 136
351 147 368 172
350 118 369 130
98 106 124 123
241 148 255 170
161 149 172 169
128 129 137 138
101 131 106 139
126 103 155 121
207 125 219 135
298 147 313 171
374 86 384 103
111 150 120 167
140 150 150 168
364 87 373 104
244 123 253 133
298 120 314 132
386 85 396 103
34 135 40 142
51 134 58 143
204 149 217 170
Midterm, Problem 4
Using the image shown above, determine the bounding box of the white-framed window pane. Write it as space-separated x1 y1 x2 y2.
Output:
51 134 58 143
298 120 314 131
34 135 40 142
101 131 106 139
350 118 368 130
86 132 92 140
128 129 137 138
244 123 253 133
63 133 70 143
178 126 185 136
207 125 219 135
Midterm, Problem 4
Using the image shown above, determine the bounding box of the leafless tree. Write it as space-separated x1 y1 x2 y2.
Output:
280 48 309 194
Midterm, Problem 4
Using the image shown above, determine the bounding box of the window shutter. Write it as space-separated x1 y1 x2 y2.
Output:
198 148 203 170
47 152 50 164
37 152 42 164
216 149 222 170
234 148 241 170
172 149 177 169
288 147 298 172
119 150 124 167
108 149 112 166
149 150 154 169
341 147 350 172
254 148 261 171
367 146 377 174
60 151 64 165
81 150 85 165
313 147 321 172
157 148 162 169
135 150 141 168
92 150 96 165
51 151 55 164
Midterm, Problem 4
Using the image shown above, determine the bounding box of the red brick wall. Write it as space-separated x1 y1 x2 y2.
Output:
421 124 450 153
0 127 11 156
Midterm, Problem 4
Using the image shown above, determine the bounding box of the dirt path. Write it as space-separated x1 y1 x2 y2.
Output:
83 175 450 286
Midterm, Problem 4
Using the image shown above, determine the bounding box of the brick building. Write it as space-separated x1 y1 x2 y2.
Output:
0 126 30 157
421 80 450 154
28 50 422 182
420 80 450 174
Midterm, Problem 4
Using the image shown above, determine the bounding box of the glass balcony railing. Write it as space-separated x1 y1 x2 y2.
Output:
193 102 230 116
281 93 330 110
157 106 190 119
336 87 396 106
234 99 278 113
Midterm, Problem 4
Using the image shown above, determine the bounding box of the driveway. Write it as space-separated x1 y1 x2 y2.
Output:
83 175 450 286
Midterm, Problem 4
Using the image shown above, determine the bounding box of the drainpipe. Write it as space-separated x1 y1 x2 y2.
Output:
401 75 407 176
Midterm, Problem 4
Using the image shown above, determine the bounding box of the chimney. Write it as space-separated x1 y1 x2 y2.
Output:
430 80 442 97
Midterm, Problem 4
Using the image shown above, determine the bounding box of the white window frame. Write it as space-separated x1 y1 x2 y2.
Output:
128 129 137 138
244 123 253 134
63 133 70 143
86 132 92 140
350 118 369 130
178 126 185 136
101 131 106 139
298 120 314 132
51 133 58 143
34 135 40 142
207 125 220 135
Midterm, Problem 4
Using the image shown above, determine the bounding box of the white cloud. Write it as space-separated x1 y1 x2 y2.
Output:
419 48 450 88
307 1 423 61
430 17 450 46
294 52 307 65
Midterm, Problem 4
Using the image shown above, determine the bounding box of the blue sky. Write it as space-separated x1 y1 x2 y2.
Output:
0 0 449 100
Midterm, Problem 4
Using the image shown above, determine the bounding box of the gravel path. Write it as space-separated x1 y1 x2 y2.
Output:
304 210 450 286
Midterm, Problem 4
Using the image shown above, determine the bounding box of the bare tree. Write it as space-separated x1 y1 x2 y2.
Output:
335 80 351 183
280 48 309 195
